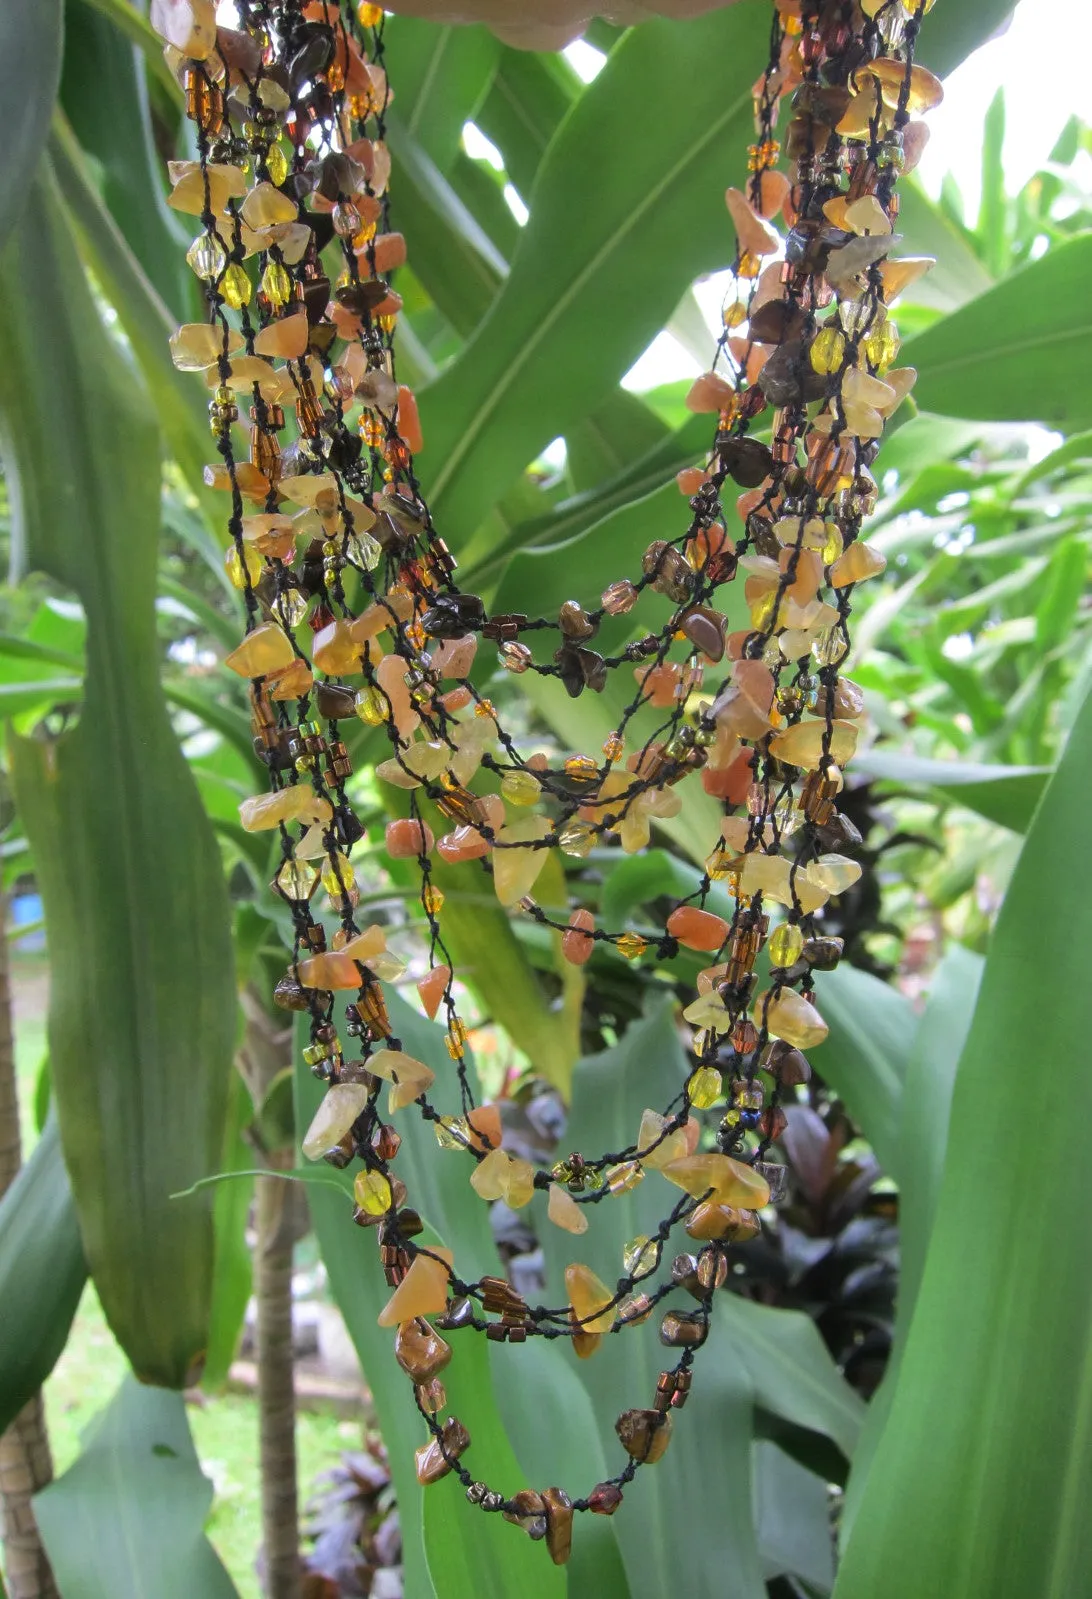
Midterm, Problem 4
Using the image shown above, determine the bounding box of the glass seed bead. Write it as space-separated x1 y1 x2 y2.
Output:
603 731 625 762
226 544 261 589
220 262 253 309
564 755 599 785
499 641 533 673
687 1066 723 1109
186 230 226 282
723 300 748 329
353 1169 393 1216
769 923 804 968
500 771 541 806
321 854 355 896
260 261 292 309
606 1160 644 1194
616 933 647 961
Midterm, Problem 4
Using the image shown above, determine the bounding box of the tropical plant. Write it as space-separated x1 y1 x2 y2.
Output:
0 0 1089 1596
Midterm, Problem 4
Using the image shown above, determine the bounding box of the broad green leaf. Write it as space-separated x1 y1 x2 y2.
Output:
0 0 63 247
2 166 235 1387
566 391 671 496
894 181 993 312
903 234 1092 433
810 965 914 1178
201 1070 255 1393
0 1113 87 1435
475 45 576 195
1035 535 1087 655
978 90 1009 281
852 750 1051 833
34 1374 239 1598
385 18 500 170
418 3 773 536
293 993 562 1599
76 0 178 100
834 687 1092 1599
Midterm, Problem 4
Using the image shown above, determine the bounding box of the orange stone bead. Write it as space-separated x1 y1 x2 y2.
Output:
417 965 450 1020
562 909 595 966
385 818 434 858
666 906 730 953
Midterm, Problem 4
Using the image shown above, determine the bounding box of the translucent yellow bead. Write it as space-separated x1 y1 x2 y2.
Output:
737 251 762 279
265 144 288 186
352 219 378 248
260 260 292 309
220 262 253 309
810 326 847 375
769 923 804 968
623 1235 659 1278
274 859 319 900
353 1169 393 1216
422 884 445 915
602 731 625 762
358 0 384 21
558 820 595 857
225 544 261 590
687 1066 723 1109
321 853 355 896
606 1160 644 1194
435 1116 471 1151
821 522 845 564
500 770 541 806
186 230 226 282
564 755 599 785
354 687 388 726
861 315 900 371
616 933 647 960
723 300 748 329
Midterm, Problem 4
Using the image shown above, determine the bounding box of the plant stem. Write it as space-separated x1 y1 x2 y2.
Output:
0 904 58 1599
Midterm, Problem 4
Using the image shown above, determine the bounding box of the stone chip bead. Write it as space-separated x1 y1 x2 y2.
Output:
414 1416 470 1486
470 1148 536 1209
385 818 435 858
661 1152 772 1209
565 1263 616 1334
378 1248 455 1328
543 1487 574 1566
666 905 730 953
561 908 595 966
302 1083 370 1161
757 987 830 1051
547 1183 589 1235
394 1317 453 1383
615 1408 673 1465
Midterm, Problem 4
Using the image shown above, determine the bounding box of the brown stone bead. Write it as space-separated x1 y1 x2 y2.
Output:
394 1317 452 1383
759 1105 788 1140
763 1039 811 1085
504 1489 547 1541
416 1378 446 1416
543 1487 574 1565
660 1311 707 1347
414 1417 470 1486
588 1482 624 1516
615 1408 673 1464
642 540 693 603
315 682 357 720
273 976 310 1012
680 606 726 662
803 936 844 970
559 600 596 639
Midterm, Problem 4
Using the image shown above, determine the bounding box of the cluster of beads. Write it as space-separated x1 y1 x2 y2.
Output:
153 0 937 1559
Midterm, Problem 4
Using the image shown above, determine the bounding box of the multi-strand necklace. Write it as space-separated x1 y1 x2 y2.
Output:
152 0 939 1563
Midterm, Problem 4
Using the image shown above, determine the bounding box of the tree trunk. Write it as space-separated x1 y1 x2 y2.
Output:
0 903 58 1599
237 988 302 1599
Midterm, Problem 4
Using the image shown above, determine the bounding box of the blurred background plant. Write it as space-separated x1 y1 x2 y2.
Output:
0 1 1090 1597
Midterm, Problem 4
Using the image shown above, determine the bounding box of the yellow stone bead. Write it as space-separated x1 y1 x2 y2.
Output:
616 933 647 961
808 854 863 896
470 1148 536 1209
810 326 846 375
500 770 541 806
769 923 804 968
547 1183 589 1235
565 1263 616 1334
302 1082 370 1160
354 1169 393 1217
220 261 253 309
636 1108 689 1171
239 784 331 833
377 1248 454 1327
265 143 288 186
661 1152 771 1208
767 718 859 772
225 621 296 680
368 1047 437 1112
757 987 829 1050
687 1066 723 1109
320 853 355 896
313 619 363 677
830 542 887 588
358 0 384 21
493 816 551 908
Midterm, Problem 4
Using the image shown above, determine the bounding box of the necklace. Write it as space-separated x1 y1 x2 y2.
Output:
154 0 939 1561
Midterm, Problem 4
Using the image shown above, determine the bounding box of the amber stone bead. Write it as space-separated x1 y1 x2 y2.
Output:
301 1083 369 1161
547 1183 588 1235
615 1409 672 1465
561 909 595 966
662 1152 771 1209
565 1263 616 1334
378 1248 454 1328
588 1482 624 1516
543 1487 574 1566
757 988 829 1050
416 965 450 1020
394 1317 452 1383
414 1417 470 1486
385 818 434 859
493 816 551 907
471 1148 536 1209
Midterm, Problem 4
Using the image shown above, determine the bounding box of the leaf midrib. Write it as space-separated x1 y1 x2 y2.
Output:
428 69 754 506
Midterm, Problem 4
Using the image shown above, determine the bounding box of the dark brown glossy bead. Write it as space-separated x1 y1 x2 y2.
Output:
394 1318 452 1383
273 975 310 1011
681 606 726 662
696 1246 728 1291
615 1408 673 1464
802 936 844 970
763 1039 811 1085
543 1487 574 1565
435 1296 475 1331
371 1123 401 1162
670 1253 699 1294
759 1105 788 1140
587 1482 623 1516
660 1311 707 1348
315 682 357 720
718 437 774 488
558 600 597 640
414 1417 470 1485
747 299 808 345
504 1489 547 1540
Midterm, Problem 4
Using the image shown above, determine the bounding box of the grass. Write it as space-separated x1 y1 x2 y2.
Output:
5 952 357 1598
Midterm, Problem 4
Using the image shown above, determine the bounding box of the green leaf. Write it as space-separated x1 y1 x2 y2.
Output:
852 751 1051 833
1035 536 1088 655
418 2 773 536
75 0 179 100
475 46 576 196
894 181 993 312
2 165 235 1388
201 1070 255 1393
293 993 562 1599
978 90 1008 280
0 0 63 247
810 965 914 1178
385 19 500 170
833 687 1092 1598
903 234 1092 433
34 1374 239 1597
0 1112 87 1435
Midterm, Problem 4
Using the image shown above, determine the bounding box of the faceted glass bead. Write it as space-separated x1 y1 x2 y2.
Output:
353 1169 393 1217
862 314 900 370
500 770 541 806
260 261 292 309
275 859 319 901
616 933 647 961
810 326 846 374
186 229 227 282
220 262 253 309
225 544 261 590
355 687 389 726
623 1235 659 1279
812 626 850 668
558 820 595 858
687 1066 723 1109
602 580 638 616
265 143 288 185
434 1116 471 1151
565 1263 616 1334
346 530 382 571
320 853 355 896
769 923 804 968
